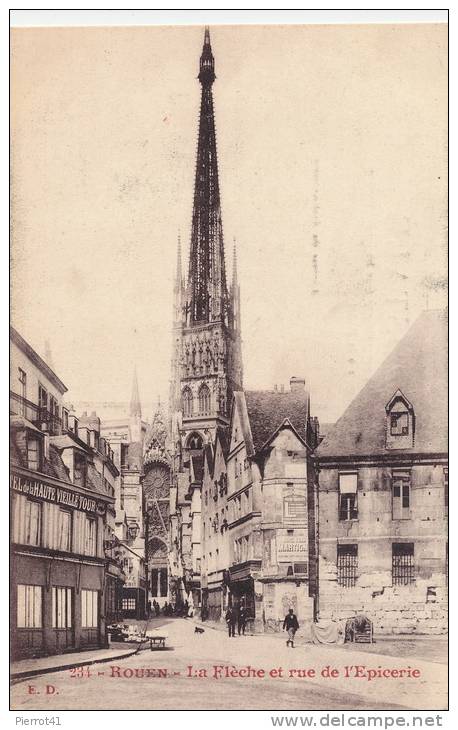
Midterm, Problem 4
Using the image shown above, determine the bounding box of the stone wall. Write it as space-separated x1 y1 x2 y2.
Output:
318 460 448 635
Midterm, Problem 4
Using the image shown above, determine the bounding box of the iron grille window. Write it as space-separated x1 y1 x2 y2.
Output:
392 542 415 585
337 544 358 587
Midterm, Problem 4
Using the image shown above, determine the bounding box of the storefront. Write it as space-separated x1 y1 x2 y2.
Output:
10 467 114 659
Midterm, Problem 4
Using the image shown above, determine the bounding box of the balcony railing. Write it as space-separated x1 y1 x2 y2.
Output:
10 392 62 436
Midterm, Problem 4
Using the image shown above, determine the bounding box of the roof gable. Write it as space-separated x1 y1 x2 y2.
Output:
317 310 447 458
244 389 311 454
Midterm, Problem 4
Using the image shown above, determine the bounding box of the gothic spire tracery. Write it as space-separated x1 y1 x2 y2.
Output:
187 27 228 325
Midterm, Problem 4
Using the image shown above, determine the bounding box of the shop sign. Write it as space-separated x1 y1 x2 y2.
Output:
277 536 308 562
10 472 107 515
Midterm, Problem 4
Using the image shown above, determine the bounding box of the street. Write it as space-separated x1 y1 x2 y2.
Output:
11 619 447 711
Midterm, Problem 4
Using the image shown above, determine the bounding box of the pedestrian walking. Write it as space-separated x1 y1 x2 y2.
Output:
283 608 299 648
225 606 236 637
237 606 247 635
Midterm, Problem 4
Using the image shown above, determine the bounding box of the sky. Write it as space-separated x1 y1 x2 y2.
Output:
10 23 447 423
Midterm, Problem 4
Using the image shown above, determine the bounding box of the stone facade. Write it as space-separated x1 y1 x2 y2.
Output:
200 384 320 634
316 310 448 635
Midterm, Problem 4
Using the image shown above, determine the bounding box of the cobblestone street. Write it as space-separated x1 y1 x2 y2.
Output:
11 619 447 711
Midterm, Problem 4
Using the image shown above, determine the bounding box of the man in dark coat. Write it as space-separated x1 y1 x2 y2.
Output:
283 608 299 648
225 606 236 637
237 606 247 635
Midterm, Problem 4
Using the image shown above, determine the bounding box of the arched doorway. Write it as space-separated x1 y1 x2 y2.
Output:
143 461 171 607
148 537 169 605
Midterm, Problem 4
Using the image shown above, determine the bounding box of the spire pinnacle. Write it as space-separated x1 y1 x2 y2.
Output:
130 367 142 418
199 26 215 86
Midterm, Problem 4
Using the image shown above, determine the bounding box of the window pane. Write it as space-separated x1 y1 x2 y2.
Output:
33 586 42 628
67 589 72 627
82 590 87 627
85 518 96 555
17 585 26 627
59 511 71 551
17 585 42 628
81 590 98 627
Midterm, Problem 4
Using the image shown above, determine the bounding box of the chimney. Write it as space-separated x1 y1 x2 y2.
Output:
290 376 305 393
274 384 278 392
280 384 284 393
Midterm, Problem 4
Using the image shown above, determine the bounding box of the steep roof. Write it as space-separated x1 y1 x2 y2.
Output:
317 310 448 458
244 388 310 453
203 442 214 477
190 454 204 483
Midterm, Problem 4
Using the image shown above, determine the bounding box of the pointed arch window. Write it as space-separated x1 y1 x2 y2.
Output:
182 387 193 417
198 384 211 415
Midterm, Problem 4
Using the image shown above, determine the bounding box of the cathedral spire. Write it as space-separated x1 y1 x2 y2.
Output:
187 26 228 324
130 367 142 419
175 231 182 285
232 238 238 290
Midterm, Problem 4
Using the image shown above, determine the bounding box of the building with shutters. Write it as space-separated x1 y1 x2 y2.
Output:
10 327 123 658
99 371 149 619
315 310 448 635
201 379 320 634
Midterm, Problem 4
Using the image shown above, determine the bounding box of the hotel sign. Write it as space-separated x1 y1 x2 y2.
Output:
10 472 107 515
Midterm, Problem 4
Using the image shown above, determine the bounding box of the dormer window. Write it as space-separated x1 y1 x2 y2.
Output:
74 452 86 487
385 390 415 450
27 435 42 471
390 412 408 436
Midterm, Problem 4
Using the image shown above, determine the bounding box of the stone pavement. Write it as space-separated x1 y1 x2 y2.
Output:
11 643 141 680
196 617 448 664
187 621 447 710
10 618 448 710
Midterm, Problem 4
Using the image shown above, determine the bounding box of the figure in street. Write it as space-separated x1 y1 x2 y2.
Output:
225 606 236 637
283 608 299 648
238 605 247 635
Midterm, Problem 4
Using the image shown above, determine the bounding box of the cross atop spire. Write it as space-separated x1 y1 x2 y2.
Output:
130 367 142 418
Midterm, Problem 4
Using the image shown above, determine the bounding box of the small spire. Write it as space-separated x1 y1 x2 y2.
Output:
130 367 142 418
204 26 211 45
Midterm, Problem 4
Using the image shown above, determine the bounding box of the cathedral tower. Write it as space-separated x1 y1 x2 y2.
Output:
170 28 243 451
